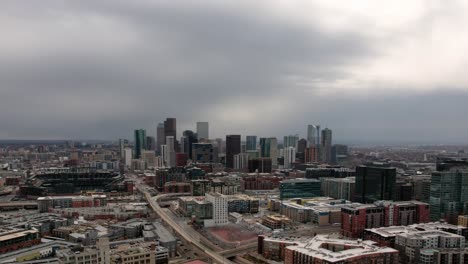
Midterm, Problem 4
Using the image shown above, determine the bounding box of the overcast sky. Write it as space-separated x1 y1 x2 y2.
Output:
1 0 468 144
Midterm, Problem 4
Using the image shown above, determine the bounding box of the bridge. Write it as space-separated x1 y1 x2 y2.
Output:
137 186 235 264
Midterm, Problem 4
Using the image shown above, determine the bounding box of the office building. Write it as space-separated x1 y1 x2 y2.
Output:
196 122 209 140
119 139 125 159
283 147 296 169
142 150 156 168
133 129 146 159
283 135 299 149
248 158 272 173
297 138 307 154
332 144 348 164
320 128 332 163
124 148 132 168
156 123 165 155
226 135 241 168
192 143 217 163
430 158 468 223
163 118 176 142
246 136 257 151
259 137 278 167
354 165 396 203
233 153 249 170
204 193 228 227
279 178 321 200
145 136 156 151
165 136 176 167
182 130 198 158
321 177 355 201
307 125 320 147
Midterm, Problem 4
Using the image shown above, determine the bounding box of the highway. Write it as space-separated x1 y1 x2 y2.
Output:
137 184 235 264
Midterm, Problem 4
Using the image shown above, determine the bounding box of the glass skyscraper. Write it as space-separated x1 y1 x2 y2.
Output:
246 136 257 151
133 129 147 159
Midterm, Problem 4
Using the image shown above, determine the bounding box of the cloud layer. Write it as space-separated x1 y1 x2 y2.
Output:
1 0 467 144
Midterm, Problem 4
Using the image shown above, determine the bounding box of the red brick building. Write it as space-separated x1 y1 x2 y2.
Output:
341 201 430 238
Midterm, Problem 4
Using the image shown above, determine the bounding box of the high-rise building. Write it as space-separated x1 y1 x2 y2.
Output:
259 137 278 167
205 193 228 227
283 135 299 149
248 158 272 173
304 146 318 163
283 147 296 169
430 158 468 223
320 128 332 163
226 135 241 168
354 165 396 203
165 136 176 167
156 123 165 155
331 144 348 164
160 145 167 166
246 136 257 151
192 143 217 163
133 129 146 159
146 136 156 151
279 178 321 200
142 150 156 168
297 138 307 154
196 122 209 140
124 148 132 168
234 153 249 170
163 118 176 142
182 130 198 159
119 139 125 159
307 125 321 147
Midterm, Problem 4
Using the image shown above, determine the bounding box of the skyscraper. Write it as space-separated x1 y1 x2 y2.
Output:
165 136 176 167
119 139 125 159
259 137 278 167
182 130 198 159
196 122 209 140
146 136 156 151
307 125 321 147
354 165 396 203
297 138 307 153
226 135 241 168
284 147 296 169
156 123 165 155
246 136 257 151
133 129 146 159
429 158 468 223
283 134 299 149
164 118 176 143
331 144 348 164
320 128 332 163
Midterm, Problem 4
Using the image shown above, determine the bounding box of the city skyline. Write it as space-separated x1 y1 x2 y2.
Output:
1 1 468 144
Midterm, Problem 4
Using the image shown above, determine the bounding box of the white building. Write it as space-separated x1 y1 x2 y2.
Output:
196 122 209 140
124 148 132 168
234 153 249 170
284 147 296 169
204 192 228 227
165 136 176 167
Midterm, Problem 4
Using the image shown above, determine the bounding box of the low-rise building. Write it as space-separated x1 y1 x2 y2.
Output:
259 235 398 263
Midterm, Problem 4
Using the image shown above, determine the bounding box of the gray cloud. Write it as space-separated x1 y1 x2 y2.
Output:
0 0 467 144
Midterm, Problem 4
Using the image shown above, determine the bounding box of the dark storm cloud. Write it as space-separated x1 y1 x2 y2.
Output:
0 0 467 143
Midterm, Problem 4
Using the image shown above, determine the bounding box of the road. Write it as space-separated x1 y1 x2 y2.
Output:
136 183 235 264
